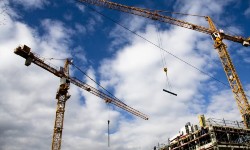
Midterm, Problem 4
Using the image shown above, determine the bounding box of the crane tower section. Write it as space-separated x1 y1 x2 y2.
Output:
14 45 148 150
78 0 250 128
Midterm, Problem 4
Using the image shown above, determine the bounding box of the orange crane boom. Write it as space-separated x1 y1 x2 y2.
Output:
14 45 148 150
78 0 250 45
77 0 250 128
14 45 148 120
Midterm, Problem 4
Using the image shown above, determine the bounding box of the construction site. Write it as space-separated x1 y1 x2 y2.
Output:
158 116 250 150
2 0 250 150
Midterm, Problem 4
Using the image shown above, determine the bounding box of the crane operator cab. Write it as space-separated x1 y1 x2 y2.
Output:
211 31 250 47
211 32 222 48
211 32 221 41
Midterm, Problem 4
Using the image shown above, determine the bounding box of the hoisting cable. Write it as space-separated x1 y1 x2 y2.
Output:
139 7 206 18
155 22 177 96
78 2 232 89
71 62 123 103
76 2 250 100
35 54 68 61
155 22 166 69
165 69 173 92
156 10 206 18
213 21 241 38
44 58 68 61
107 103 110 147
108 119 110 147
70 62 115 147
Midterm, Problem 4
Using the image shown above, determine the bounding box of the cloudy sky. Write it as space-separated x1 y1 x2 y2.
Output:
1 0 250 149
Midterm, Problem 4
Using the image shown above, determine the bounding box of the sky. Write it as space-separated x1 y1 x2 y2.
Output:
0 0 250 149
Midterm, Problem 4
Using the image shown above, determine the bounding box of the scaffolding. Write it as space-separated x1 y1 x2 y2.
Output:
160 118 250 150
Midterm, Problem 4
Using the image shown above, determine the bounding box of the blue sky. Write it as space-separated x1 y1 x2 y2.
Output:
1 0 250 149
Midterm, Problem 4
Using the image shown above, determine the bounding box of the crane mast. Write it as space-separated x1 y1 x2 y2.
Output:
51 59 71 150
14 45 148 150
78 0 250 128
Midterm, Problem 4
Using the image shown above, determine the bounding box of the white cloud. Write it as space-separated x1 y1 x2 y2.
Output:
84 11 103 33
76 3 85 13
63 13 72 21
12 0 49 9
108 15 147 51
0 3 121 149
237 47 250 64
86 18 96 32
98 0 246 149
224 26 243 35
206 89 241 121
1 0 248 150
75 23 86 34
99 17 214 149
244 7 250 18
0 9 54 150
244 57 250 63
0 3 102 150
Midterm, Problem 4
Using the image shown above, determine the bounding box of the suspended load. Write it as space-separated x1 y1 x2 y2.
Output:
163 67 177 96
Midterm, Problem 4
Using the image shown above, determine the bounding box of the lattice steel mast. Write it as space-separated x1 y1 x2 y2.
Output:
78 0 250 128
14 45 148 150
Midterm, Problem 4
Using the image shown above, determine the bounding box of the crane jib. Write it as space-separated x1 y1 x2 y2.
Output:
14 45 148 120
77 0 250 128
78 0 250 45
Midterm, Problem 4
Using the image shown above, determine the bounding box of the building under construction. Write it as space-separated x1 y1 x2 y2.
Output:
159 115 250 150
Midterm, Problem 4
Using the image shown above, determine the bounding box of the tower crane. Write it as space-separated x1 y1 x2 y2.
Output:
78 0 250 128
14 45 148 150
